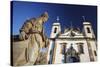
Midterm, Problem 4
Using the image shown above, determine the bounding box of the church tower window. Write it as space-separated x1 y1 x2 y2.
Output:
94 51 97 56
54 27 57 33
87 27 91 33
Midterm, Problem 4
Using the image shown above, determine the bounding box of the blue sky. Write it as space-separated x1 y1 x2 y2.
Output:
11 1 97 38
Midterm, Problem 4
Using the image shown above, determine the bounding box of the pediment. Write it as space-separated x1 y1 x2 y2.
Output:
59 30 83 37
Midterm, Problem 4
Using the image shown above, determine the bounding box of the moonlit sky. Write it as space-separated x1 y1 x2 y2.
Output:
11 1 97 38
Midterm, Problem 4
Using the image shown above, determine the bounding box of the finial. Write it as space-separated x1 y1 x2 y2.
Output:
57 16 59 21
82 16 86 22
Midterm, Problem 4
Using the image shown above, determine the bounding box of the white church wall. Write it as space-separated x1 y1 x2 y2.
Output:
53 39 90 63
48 21 97 64
89 40 97 51
89 40 97 61
54 41 63 63
47 40 54 62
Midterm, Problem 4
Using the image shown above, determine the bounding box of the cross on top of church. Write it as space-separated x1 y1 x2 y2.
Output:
57 16 59 22
82 16 86 22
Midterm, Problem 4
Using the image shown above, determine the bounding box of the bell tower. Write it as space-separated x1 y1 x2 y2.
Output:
50 16 61 38
47 16 61 64
82 16 95 38
82 16 97 61
83 22 95 38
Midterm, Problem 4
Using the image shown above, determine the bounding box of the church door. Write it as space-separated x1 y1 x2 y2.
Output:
66 56 80 63
66 45 80 63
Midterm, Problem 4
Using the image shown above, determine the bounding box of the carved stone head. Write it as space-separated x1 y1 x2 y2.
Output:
41 12 49 23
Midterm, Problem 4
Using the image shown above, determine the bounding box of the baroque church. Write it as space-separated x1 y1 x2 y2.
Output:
47 17 97 64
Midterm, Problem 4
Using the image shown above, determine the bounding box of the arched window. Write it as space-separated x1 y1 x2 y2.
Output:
54 27 57 33
62 44 66 54
77 43 84 54
60 43 67 63
60 43 67 54
87 27 91 33
79 45 84 53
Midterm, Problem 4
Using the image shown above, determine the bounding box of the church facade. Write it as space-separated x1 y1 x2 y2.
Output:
47 18 97 64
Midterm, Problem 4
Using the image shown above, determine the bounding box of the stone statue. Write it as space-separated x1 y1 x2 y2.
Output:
19 12 49 65
19 18 36 40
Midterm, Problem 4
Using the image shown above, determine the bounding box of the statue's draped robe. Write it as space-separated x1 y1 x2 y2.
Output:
25 18 47 65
